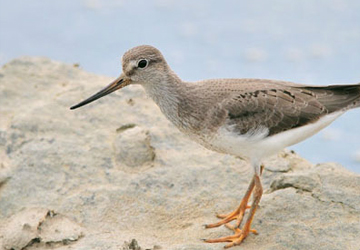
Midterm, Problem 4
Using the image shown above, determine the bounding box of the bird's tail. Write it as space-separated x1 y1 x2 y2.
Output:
304 83 360 112
355 84 360 108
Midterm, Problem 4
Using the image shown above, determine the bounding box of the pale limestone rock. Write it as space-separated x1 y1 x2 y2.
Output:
0 208 83 250
113 126 155 169
0 57 359 250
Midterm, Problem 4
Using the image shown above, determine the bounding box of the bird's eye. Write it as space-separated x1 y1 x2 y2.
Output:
137 59 148 68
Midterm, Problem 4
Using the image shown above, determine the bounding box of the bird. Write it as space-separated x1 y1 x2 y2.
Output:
70 45 360 248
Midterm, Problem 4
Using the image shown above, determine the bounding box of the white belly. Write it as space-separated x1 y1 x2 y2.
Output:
203 111 344 163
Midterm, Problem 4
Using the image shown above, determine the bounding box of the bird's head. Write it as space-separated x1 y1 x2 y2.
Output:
70 45 169 110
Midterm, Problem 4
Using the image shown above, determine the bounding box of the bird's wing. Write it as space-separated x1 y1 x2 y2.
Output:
205 86 328 137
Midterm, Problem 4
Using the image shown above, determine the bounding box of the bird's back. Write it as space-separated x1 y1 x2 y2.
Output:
173 79 360 150
185 79 360 134
173 79 360 161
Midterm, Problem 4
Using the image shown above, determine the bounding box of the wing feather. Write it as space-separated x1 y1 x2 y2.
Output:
205 87 327 137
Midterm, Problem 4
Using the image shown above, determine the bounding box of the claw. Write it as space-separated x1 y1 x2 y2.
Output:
205 225 252 248
206 203 248 229
224 234 246 249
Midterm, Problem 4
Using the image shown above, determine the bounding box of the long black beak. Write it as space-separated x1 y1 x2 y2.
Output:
70 76 125 110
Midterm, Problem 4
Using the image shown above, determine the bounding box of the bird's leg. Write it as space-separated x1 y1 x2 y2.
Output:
205 164 263 228
204 174 263 248
205 175 255 228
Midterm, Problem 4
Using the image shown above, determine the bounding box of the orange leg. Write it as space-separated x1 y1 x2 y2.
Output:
204 173 263 248
205 175 255 228
215 205 251 219
205 165 264 229
224 223 258 235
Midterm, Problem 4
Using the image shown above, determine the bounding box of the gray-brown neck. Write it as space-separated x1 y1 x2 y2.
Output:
141 69 188 127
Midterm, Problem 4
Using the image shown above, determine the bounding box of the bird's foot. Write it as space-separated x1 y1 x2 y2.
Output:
205 204 250 229
225 223 258 235
215 205 251 219
204 174 262 248
203 224 257 248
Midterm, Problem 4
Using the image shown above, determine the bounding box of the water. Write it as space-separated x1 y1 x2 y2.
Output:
1 0 359 173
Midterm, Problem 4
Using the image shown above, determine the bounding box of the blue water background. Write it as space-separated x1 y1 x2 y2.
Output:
1 0 359 173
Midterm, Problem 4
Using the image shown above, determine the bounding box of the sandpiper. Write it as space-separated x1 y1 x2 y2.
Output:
71 45 360 248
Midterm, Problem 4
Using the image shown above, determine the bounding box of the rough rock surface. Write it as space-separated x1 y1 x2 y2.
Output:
0 57 359 250
1 208 83 250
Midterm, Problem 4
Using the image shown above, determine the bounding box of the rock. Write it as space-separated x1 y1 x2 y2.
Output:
0 148 11 195
121 239 161 250
0 57 359 250
0 208 83 250
1 208 46 250
270 172 320 192
122 239 142 250
114 126 155 169
38 211 84 244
